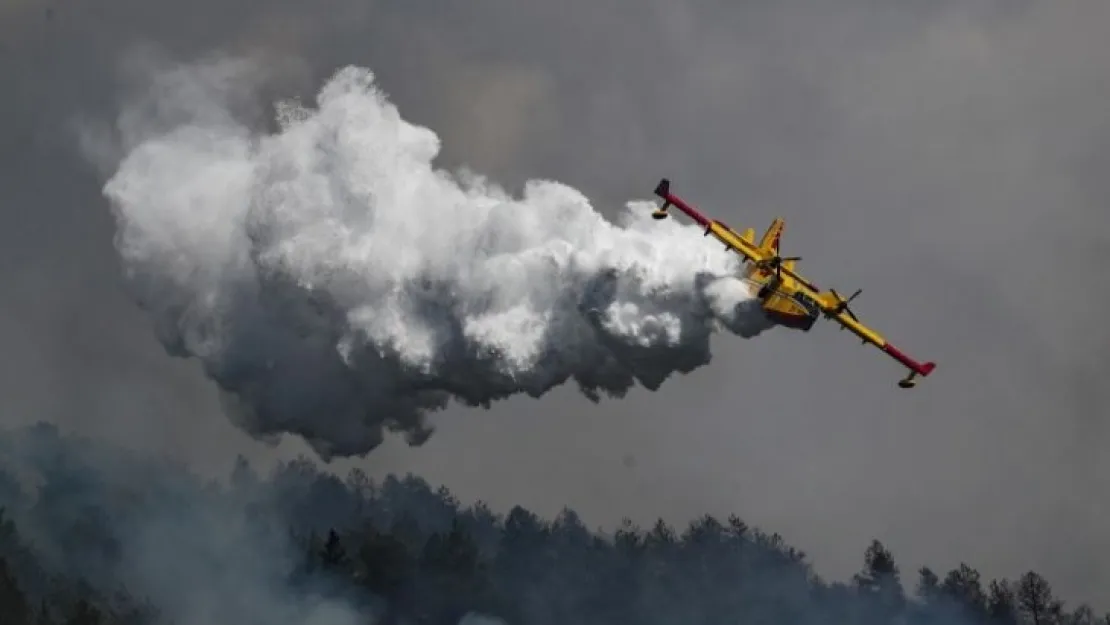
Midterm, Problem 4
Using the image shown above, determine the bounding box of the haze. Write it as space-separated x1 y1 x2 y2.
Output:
1 0 1107 608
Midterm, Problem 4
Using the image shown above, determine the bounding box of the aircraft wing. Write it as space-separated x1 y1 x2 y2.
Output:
652 179 771 265
822 299 937 388
653 177 936 389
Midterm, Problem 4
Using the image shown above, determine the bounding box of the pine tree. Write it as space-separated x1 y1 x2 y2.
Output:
0 555 30 625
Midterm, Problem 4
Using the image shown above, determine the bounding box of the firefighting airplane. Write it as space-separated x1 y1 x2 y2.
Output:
650 178 936 389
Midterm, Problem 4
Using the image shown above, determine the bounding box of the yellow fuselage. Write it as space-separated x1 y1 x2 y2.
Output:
702 219 886 347
742 266 822 331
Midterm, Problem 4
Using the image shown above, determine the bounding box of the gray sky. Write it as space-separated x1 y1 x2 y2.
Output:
2 0 1109 608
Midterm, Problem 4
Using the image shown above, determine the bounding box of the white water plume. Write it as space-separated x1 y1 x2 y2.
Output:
97 59 773 459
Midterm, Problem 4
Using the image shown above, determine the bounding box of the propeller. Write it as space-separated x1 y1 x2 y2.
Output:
757 255 802 278
829 288 862 321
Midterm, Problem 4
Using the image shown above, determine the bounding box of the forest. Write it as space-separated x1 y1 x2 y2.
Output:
0 421 1102 625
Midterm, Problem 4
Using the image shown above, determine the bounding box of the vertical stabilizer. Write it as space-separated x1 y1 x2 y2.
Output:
759 218 785 253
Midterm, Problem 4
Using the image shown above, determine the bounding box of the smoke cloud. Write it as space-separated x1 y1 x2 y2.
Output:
96 58 772 459
0 422 368 625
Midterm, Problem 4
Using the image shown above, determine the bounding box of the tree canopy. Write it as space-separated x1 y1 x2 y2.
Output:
0 422 1100 625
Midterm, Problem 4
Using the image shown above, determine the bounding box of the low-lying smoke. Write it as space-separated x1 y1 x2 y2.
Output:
97 59 772 459
0 423 368 625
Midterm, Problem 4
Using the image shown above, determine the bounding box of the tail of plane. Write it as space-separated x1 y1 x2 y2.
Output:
759 218 785 254
741 218 786 279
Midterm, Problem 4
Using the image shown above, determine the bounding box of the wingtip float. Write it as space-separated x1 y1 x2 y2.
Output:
652 177 936 390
